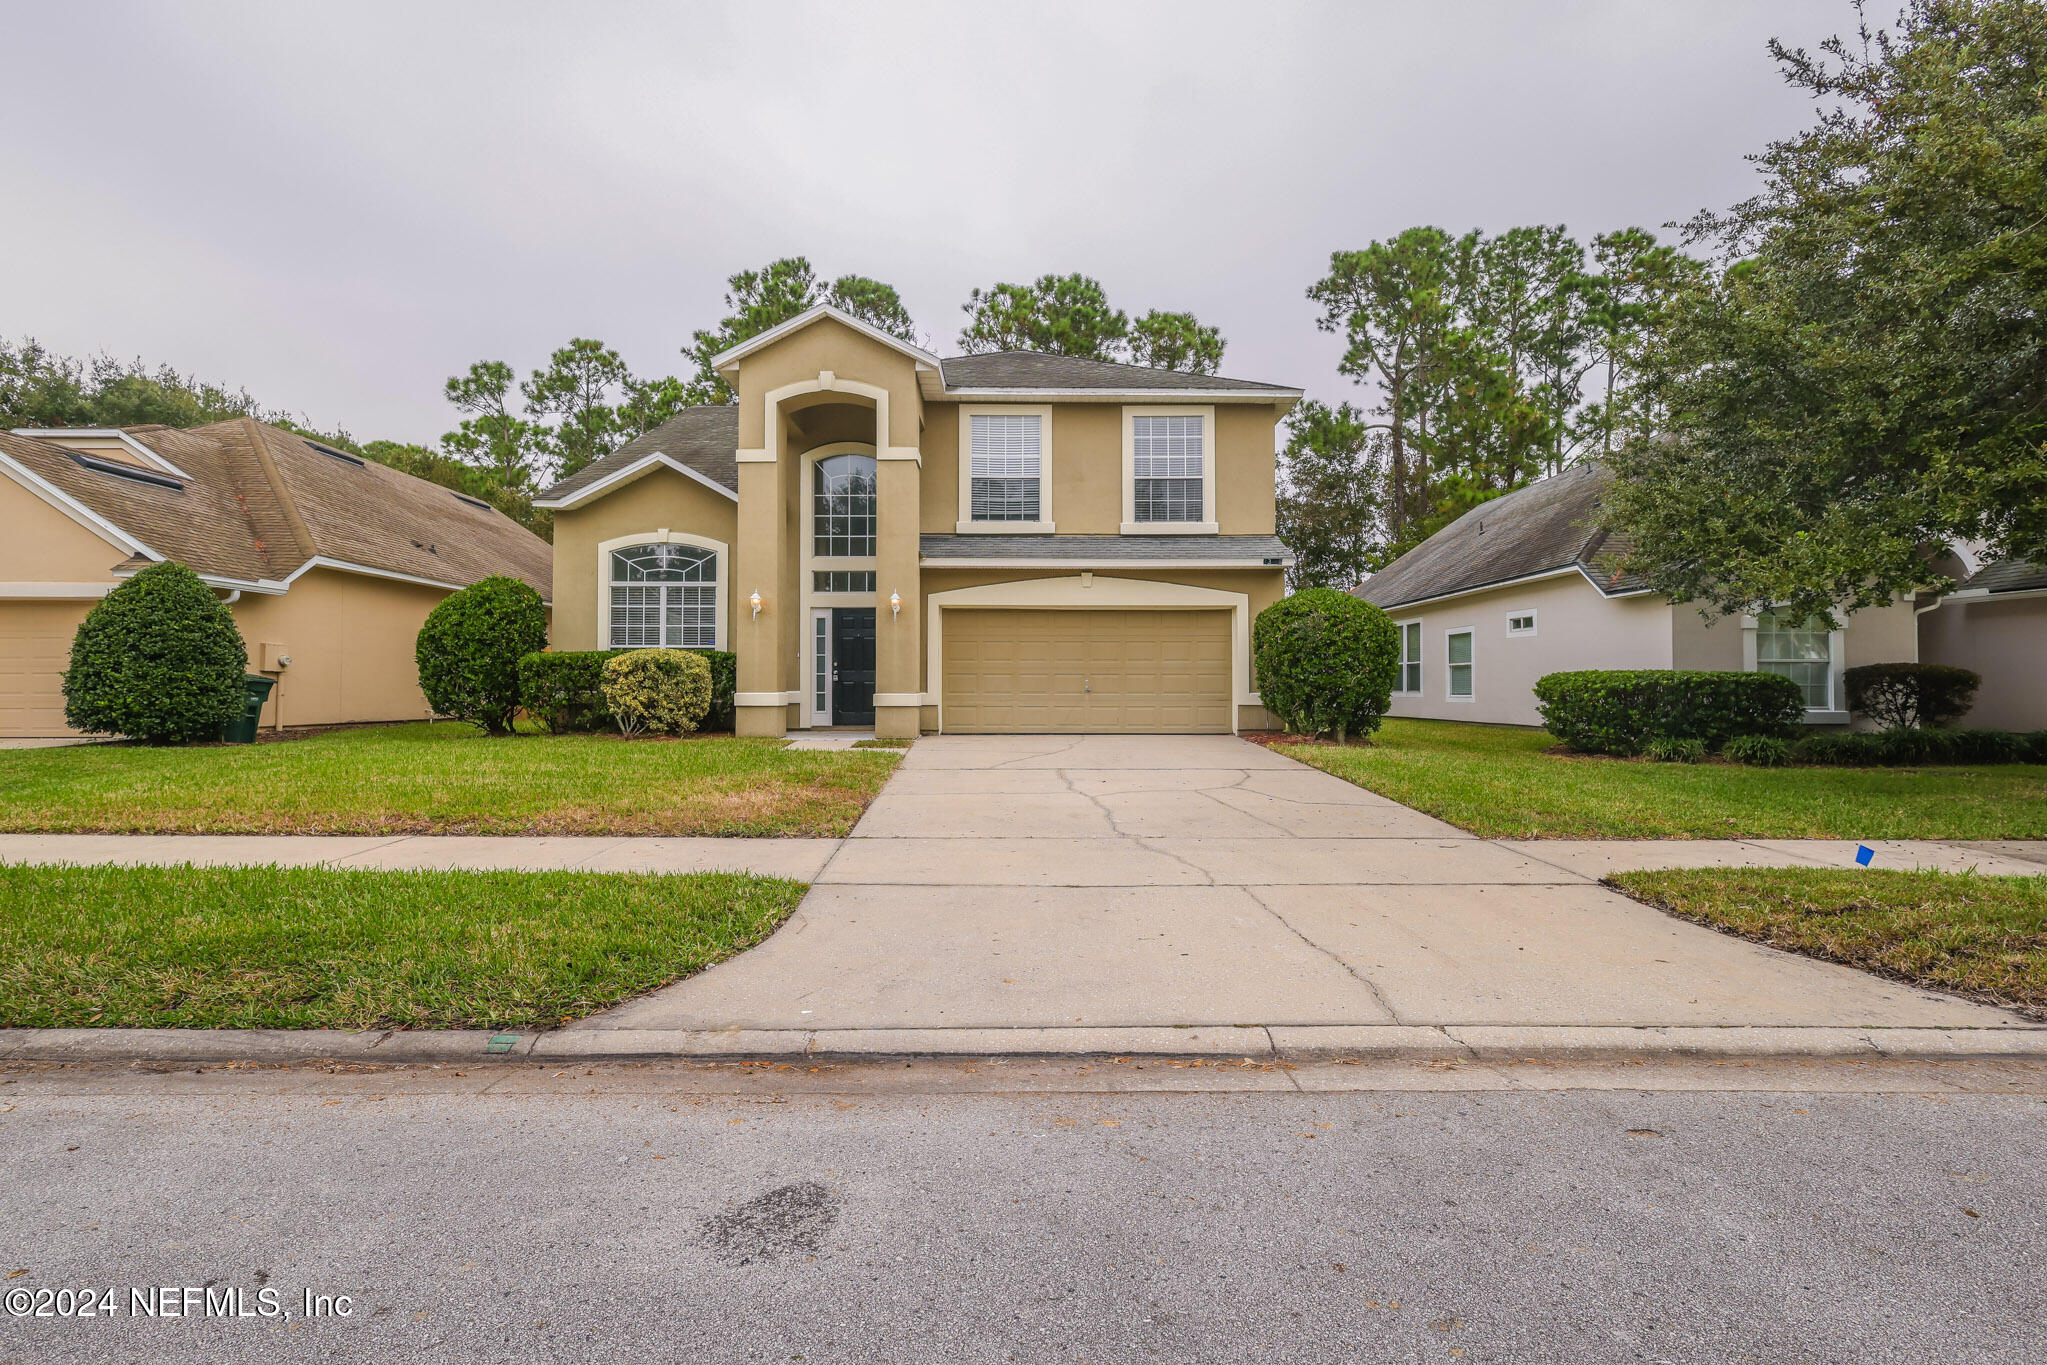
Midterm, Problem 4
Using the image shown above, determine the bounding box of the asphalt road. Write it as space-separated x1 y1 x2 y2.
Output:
2 1058 2043 1364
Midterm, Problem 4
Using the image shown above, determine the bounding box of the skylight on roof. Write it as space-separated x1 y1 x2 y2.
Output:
307 440 364 466
71 452 183 490
452 492 490 509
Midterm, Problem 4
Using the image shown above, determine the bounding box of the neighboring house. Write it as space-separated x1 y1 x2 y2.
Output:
1350 461 1918 729
534 304 1299 738
0 419 552 737
1918 558 2047 730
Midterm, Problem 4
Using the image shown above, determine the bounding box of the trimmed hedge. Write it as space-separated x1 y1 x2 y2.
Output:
1253 589 1399 741
1844 662 1981 730
416 576 549 735
1534 670 1804 755
601 649 713 737
1792 728 2045 767
63 561 249 743
517 648 735 733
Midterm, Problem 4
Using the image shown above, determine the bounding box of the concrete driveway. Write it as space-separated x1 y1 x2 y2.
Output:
586 734 2024 1033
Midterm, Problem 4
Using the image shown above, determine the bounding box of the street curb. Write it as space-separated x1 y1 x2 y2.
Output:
4 1024 2046 1066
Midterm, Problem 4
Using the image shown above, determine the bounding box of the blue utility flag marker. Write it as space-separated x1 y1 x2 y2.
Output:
1855 845 1875 867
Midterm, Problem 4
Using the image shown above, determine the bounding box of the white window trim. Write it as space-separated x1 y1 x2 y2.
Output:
1393 619 1423 695
597 529 727 651
809 607 834 726
1740 611 1849 723
1444 626 1476 702
1506 610 1537 637
1121 405 1218 534
956 404 1054 534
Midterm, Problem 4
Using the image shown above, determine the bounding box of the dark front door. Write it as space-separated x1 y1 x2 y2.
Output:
831 608 876 726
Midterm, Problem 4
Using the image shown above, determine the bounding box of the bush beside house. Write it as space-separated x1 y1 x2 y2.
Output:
415 576 549 736
1534 670 1804 756
1253 590 1399 742
1844 663 1981 731
62 561 249 744
600 649 713 737
518 648 736 733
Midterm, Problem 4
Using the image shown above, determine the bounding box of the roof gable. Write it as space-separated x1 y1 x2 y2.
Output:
709 304 941 374
536 405 740 508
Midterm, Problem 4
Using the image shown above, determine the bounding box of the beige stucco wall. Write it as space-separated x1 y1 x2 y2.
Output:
1382 574 1674 727
229 568 453 728
0 476 124 583
1920 595 2047 730
548 466 739 653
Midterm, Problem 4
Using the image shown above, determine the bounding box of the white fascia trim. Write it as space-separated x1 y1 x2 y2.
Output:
0 449 155 558
0 581 117 598
1939 586 2047 604
939 387 1301 404
534 453 738 509
1365 564 1649 614
922 558 1291 570
11 428 193 480
278 556 553 605
711 303 942 373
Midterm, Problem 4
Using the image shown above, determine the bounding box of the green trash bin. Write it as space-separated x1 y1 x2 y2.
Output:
222 673 276 744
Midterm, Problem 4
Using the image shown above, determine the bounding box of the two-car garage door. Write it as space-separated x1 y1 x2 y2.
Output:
941 608 1232 733
0 601 93 737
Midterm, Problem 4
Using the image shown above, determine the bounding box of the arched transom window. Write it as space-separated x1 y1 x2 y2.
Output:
609 542 718 649
813 453 877 558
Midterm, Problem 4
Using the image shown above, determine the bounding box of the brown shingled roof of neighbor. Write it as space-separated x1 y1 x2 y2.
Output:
0 420 551 597
1350 461 1646 610
1958 558 2047 594
538 405 740 503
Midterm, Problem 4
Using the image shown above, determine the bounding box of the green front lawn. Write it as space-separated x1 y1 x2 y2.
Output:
0 723 900 837
1275 719 2047 839
0 863 806 1030
1609 866 2047 1018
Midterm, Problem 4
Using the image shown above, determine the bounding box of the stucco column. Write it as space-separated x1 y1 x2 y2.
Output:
873 455 923 738
733 456 786 737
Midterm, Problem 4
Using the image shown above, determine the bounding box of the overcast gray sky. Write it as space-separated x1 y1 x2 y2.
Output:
3 1 1850 445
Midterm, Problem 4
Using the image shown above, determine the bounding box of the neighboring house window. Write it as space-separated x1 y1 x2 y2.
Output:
1446 628 1474 699
968 413 1042 522
1132 414 1204 523
609 543 718 650
813 570 876 594
1756 611 1834 710
1507 612 1536 636
814 453 877 557
1395 621 1422 694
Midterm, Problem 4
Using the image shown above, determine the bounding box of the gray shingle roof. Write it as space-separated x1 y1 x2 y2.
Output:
538 405 739 502
922 533 1292 564
939 352 1296 393
1351 461 1644 609
1959 559 2047 594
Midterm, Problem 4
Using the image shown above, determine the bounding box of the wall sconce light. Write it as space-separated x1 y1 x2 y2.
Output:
749 590 763 619
889 591 902 619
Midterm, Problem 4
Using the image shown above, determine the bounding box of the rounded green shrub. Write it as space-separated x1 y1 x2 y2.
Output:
519 649 626 733
63 560 248 743
1844 662 1980 730
1722 733 1792 767
1533 670 1804 755
1253 589 1399 741
415 575 548 735
601 648 713 737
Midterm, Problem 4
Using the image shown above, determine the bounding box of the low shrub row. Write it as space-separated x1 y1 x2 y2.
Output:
1534 670 1804 756
517 648 736 734
1784 728 2047 768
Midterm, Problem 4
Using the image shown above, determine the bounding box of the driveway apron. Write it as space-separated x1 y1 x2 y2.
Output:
580 734 2026 1032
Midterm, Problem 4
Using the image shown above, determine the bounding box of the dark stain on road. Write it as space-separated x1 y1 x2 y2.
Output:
698 1181 840 1265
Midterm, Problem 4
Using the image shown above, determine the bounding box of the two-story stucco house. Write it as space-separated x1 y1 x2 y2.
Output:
533 305 1300 739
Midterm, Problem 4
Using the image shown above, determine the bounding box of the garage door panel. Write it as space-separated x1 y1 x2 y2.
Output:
943 608 1232 734
0 601 94 737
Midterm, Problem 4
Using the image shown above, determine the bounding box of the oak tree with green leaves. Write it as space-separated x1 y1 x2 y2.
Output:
680 257 921 404
1606 0 2047 620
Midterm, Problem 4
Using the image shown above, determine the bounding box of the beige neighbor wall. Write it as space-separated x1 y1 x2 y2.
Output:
1382 574 1674 727
1 480 132 735
228 568 453 728
1920 595 2047 731
915 566 1285 732
549 466 739 653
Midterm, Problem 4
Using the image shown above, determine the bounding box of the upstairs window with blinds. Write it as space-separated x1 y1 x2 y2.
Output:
969 412 1042 522
1132 414 1204 522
